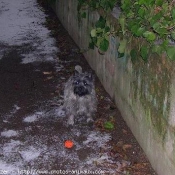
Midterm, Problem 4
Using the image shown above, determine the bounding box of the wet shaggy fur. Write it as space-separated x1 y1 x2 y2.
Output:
63 65 97 125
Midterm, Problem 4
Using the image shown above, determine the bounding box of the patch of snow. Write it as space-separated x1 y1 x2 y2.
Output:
83 131 111 149
55 64 63 72
0 0 58 63
36 111 44 115
55 106 65 117
86 153 113 165
0 160 18 175
23 115 38 123
2 105 21 122
10 105 21 114
13 105 21 111
1 130 18 138
19 146 41 162
23 111 44 123
3 140 22 156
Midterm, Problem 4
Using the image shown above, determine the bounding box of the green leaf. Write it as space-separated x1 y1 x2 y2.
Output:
152 45 164 55
99 38 109 52
131 24 139 35
118 39 127 53
156 27 168 36
118 52 125 58
138 0 146 5
153 22 168 36
166 46 175 60
89 42 95 49
171 32 175 40
153 22 160 31
140 46 148 61
96 28 103 34
172 9 175 20
150 13 162 25
136 27 146 37
89 1 97 9
108 0 117 10
138 8 145 18
95 16 106 28
155 0 163 6
96 37 103 47
77 0 86 11
161 39 169 49
91 29 97 37
91 37 97 45
143 31 156 41
147 0 154 6
100 0 115 12
126 11 134 18
128 21 135 31
81 12 86 18
130 49 137 61
119 16 126 35
162 2 169 12
131 25 145 37
105 26 110 33
121 0 131 12
104 121 114 129
138 0 154 6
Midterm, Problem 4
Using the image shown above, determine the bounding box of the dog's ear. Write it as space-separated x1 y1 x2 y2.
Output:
75 65 82 74
86 73 94 81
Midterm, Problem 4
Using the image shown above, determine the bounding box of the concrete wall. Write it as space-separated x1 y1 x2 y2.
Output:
54 1 175 174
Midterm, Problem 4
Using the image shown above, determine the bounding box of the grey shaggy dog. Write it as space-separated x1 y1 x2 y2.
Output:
63 65 97 126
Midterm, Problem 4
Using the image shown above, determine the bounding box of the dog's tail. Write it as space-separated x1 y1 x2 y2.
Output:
75 65 82 74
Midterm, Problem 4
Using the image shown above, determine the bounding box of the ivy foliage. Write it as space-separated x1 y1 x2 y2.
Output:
78 0 175 61
78 0 116 53
47 0 56 5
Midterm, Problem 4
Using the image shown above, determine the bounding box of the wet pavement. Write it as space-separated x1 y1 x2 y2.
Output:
0 0 157 175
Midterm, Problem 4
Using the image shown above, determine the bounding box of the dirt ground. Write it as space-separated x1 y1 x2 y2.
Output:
0 0 157 174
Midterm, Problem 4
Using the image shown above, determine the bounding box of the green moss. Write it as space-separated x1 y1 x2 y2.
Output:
131 53 173 140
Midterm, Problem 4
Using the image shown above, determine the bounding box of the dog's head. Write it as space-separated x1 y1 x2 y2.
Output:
72 71 94 97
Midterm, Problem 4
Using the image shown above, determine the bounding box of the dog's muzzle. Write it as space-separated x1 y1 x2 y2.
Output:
74 86 89 96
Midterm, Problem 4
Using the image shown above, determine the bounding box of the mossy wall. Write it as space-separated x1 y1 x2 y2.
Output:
55 0 175 174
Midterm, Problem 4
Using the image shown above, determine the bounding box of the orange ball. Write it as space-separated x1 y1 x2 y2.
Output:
64 140 74 148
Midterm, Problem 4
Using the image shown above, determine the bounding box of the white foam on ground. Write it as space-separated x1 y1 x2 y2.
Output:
54 106 65 117
1 130 18 138
82 131 113 170
23 115 38 123
1 105 115 173
23 111 44 122
0 160 18 175
3 140 22 156
11 104 21 114
86 153 113 165
83 131 111 149
19 146 41 162
13 105 21 111
0 0 58 63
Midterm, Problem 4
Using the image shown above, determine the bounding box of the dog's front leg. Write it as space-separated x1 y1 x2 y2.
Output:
86 112 94 124
67 114 74 125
